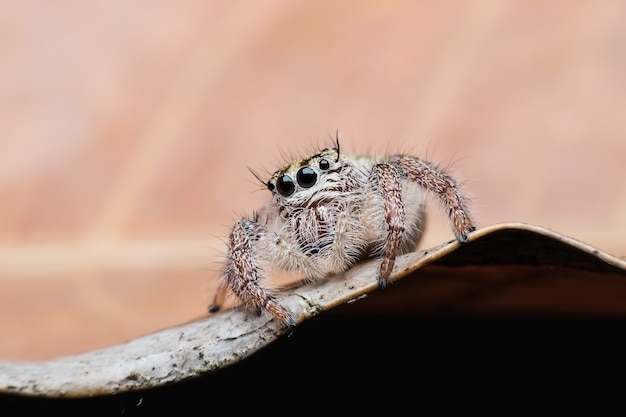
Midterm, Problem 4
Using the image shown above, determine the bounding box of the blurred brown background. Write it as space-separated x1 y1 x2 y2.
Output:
0 1 624 361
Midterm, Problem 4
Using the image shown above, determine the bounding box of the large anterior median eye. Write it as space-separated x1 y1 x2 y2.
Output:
296 167 317 188
276 175 295 197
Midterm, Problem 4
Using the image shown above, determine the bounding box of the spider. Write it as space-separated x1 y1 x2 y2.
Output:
209 137 476 326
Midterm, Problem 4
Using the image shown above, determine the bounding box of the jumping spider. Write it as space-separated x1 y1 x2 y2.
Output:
209 137 476 326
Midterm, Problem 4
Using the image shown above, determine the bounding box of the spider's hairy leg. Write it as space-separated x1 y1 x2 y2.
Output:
211 217 296 327
208 280 227 313
391 155 476 242
370 163 406 289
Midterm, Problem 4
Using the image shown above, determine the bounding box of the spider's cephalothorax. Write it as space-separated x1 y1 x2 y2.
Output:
209 140 476 326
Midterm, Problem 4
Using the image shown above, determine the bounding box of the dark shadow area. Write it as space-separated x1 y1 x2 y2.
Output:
3 311 626 415
433 227 625 274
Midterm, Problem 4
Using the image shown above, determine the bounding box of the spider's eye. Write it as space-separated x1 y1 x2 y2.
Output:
296 167 317 188
267 181 275 192
276 175 295 197
319 159 330 170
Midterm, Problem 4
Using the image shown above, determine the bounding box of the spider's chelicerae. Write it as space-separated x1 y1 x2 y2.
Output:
209 138 476 326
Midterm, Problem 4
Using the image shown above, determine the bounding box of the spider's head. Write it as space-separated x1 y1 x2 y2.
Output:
267 146 342 200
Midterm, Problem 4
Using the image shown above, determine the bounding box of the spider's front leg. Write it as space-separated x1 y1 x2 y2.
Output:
371 156 476 288
369 163 406 289
390 155 476 242
208 216 296 327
